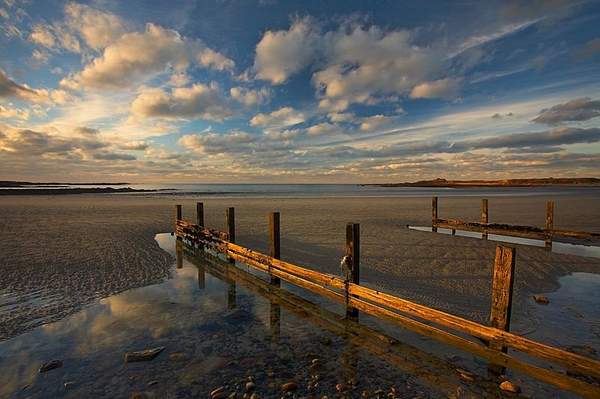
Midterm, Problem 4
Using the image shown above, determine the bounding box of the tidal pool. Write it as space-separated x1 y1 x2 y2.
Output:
0 234 598 398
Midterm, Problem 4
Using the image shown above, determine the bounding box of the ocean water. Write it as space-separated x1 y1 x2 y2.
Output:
127 183 600 199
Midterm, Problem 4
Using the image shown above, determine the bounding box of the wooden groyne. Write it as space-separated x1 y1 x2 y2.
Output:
174 203 600 398
432 197 600 247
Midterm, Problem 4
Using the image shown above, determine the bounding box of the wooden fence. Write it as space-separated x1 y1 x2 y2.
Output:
432 197 600 247
174 203 600 398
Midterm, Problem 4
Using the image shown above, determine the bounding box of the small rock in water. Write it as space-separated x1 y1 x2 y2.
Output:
245 382 256 393
211 386 226 399
124 346 165 363
147 380 158 386
39 360 63 373
281 382 298 392
456 368 475 382
499 380 520 393
533 295 550 304
63 381 75 389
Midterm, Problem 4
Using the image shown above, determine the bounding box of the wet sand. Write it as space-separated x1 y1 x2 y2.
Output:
1 193 600 343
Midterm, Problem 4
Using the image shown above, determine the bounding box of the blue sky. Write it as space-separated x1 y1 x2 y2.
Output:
1 0 600 183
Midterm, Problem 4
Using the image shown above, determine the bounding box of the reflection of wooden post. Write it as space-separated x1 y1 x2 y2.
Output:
482 199 489 240
432 197 438 232
488 245 516 374
176 239 183 269
226 207 235 263
175 204 182 235
546 201 554 249
270 300 281 338
269 212 281 286
196 202 204 227
345 223 360 319
228 282 236 310
197 265 205 289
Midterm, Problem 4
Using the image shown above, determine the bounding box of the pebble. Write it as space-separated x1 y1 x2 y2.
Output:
250 394 259 399
245 382 256 393
211 386 226 399
499 380 520 393
147 380 158 386
39 360 63 373
124 346 165 363
533 295 550 304
281 382 298 392
335 383 346 392
63 381 75 389
456 368 475 382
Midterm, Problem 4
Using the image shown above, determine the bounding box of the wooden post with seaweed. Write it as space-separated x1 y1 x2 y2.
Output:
488 245 516 373
482 199 489 239
432 197 438 232
345 223 360 319
175 204 182 235
546 201 554 248
269 212 281 286
226 207 235 263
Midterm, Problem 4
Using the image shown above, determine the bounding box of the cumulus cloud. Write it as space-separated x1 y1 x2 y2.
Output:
0 126 108 157
250 106 305 129
409 78 461 99
64 3 127 50
532 97 600 125
61 23 234 90
179 131 255 154
131 83 232 121
230 86 270 106
197 48 235 71
0 104 29 120
0 68 39 100
306 122 339 136
29 23 81 53
254 17 319 84
358 114 397 131
120 141 149 151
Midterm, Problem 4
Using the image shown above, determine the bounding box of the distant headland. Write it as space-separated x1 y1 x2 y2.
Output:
365 177 600 188
0 181 165 195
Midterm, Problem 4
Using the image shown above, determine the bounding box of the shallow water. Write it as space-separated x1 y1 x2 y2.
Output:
1 234 599 398
408 226 600 259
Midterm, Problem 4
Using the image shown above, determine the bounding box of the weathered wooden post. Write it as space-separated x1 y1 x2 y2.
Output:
432 197 438 232
482 199 489 240
226 207 235 263
546 201 554 249
196 202 204 227
175 204 182 236
269 212 281 286
488 244 516 374
345 223 360 319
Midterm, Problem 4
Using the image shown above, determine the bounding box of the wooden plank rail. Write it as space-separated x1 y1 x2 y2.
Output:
173 204 600 398
432 197 600 243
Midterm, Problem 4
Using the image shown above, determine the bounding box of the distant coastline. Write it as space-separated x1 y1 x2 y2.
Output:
0 187 165 195
0 180 129 188
365 177 600 188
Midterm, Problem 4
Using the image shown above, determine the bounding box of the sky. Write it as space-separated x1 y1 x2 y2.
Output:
1 0 600 183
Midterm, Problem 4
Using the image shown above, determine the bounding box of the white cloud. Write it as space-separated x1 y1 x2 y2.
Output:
61 23 234 90
29 23 81 53
29 24 55 47
254 17 319 84
179 131 255 154
131 83 231 121
306 122 339 136
410 78 461 99
250 106 305 129
358 114 396 131
0 104 29 120
197 48 235 71
230 86 270 106
64 3 127 50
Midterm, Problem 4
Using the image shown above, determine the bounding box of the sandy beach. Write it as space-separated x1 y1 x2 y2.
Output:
2 192 600 342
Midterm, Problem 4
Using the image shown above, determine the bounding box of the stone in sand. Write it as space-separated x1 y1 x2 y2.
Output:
210 386 226 399
245 381 256 393
533 295 549 304
281 382 298 392
39 360 63 373
124 346 165 363
499 380 520 393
